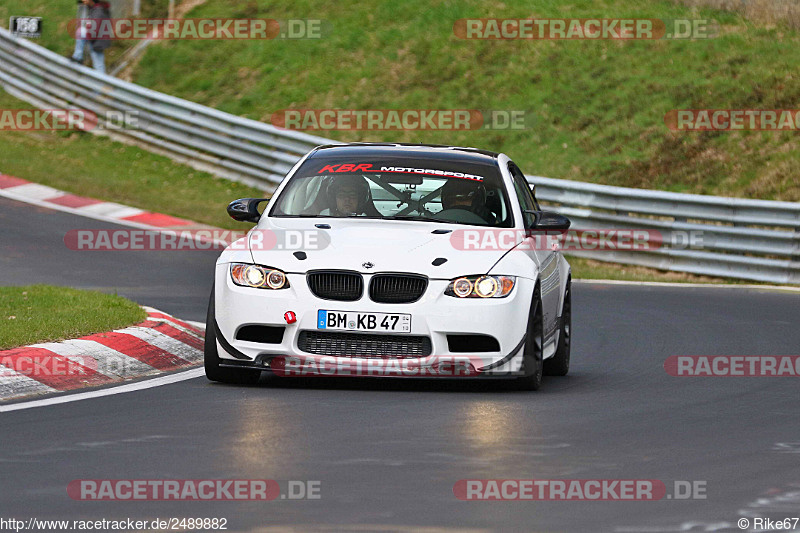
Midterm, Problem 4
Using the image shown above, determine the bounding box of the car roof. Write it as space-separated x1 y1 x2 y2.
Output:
308 143 502 165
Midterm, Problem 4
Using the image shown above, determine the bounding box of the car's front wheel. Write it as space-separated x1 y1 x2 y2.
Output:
204 286 261 385
515 285 544 391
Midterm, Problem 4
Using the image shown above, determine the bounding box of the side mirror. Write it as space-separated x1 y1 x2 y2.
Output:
227 198 269 223
524 210 571 231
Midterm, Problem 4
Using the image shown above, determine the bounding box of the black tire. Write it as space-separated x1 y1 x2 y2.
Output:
544 278 571 377
515 286 544 391
204 286 261 385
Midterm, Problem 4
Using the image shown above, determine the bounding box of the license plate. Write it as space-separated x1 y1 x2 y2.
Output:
317 310 411 332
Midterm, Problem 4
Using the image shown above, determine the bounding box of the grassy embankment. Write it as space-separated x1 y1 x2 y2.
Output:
0 285 147 350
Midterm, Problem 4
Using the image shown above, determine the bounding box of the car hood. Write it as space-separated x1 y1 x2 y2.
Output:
246 218 511 279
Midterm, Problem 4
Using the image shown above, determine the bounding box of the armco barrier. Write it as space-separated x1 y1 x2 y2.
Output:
0 27 333 190
532 177 800 284
1 28 799 283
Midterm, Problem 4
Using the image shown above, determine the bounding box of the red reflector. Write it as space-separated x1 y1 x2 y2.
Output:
284 311 297 324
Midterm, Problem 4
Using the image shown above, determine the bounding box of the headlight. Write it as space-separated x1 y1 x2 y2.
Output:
445 275 515 298
230 263 290 289
452 277 473 297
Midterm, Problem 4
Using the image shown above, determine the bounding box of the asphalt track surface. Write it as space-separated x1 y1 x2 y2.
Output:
1 196 800 532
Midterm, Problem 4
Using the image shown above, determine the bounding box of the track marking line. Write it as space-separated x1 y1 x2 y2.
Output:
0 187 162 229
0 368 205 413
0 186 235 249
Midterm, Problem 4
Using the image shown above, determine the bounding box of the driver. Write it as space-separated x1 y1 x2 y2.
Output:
440 178 495 223
321 175 379 216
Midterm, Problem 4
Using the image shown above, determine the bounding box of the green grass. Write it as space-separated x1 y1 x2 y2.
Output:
119 0 800 201
0 285 147 350
0 89 265 230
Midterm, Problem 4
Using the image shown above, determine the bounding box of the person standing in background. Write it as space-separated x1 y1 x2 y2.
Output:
70 0 112 74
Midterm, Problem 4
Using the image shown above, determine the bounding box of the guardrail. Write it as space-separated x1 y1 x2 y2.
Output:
0 28 333 190
533 177 800 284
1 28 799 284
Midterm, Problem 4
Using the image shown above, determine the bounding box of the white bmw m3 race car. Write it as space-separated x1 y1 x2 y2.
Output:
205 143 572 390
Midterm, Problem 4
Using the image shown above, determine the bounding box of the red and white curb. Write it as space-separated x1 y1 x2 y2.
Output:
0 307 205 402
0 174 202 230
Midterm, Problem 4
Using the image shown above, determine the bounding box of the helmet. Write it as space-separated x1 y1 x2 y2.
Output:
326 174 373 214
441 178 486 211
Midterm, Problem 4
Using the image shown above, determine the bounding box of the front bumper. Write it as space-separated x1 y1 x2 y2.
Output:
213 264 534 376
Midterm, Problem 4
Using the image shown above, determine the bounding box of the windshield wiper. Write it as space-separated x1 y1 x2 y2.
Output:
380 215 441 222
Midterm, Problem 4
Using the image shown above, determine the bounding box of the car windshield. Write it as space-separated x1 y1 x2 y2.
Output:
270 157 512 227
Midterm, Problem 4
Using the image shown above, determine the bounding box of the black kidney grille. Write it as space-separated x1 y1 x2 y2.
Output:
298 331 432 357
369 274 428 303
307 271 363 301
